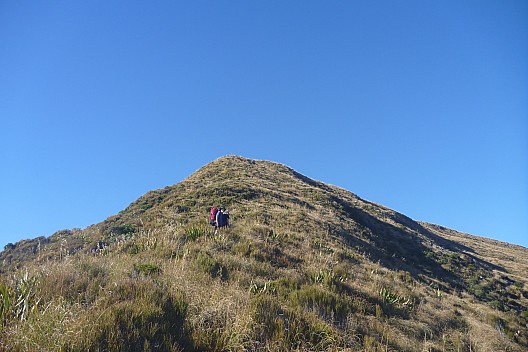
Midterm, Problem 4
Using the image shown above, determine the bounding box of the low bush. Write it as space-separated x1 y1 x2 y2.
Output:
74 279 188 351
377 286 414 318
0 272 40 328
39 263 106 306
288 284 352 326
195 252 228 280
309 269 347 292
250 294 338 350
133 262 161 276
184 224 207 242
109 224 136 236
249 277 300 298
189 305 244 351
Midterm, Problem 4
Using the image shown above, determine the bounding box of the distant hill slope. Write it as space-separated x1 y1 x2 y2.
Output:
1 155 527 351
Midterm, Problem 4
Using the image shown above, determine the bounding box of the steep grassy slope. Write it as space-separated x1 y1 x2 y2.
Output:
1 155 527 351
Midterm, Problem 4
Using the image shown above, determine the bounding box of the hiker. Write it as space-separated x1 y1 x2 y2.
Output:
216 207 226 229
209 206 231 235
223 209 230 228
209 206 219 228
216 207 232 231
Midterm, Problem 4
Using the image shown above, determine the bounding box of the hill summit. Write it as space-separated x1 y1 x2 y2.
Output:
1 155 527 351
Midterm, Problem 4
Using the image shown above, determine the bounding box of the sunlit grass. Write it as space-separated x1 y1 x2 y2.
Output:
1 156 527 351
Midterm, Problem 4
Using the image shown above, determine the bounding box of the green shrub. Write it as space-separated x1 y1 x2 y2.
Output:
110 223 135 236
140 203 153 210
122 241 141 255
250 295 337 349
469 283 490 299
0 272 40 327
195 253 228 280
107 224 137 244
232 238 252 257
3 243 15 251
133 263 161 276
337 249 359 263
309 269 347 292
232 238 280 265
249 281 277 295
249 277 300 298
288 285 351 326
487 314 506 335
379 287 412 306
75 280 188 351
79 261 106 279
490 299 504 311
0 281 10 326
377 286 414 318
185 224 207 241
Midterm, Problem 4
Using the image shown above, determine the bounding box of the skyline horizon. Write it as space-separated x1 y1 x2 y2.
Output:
2 1 526 251
1 153 526 250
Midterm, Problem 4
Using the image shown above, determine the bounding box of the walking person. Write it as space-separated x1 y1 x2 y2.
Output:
223 209 230 228
209 206 231 236
209 206 219 233
216 207 225 231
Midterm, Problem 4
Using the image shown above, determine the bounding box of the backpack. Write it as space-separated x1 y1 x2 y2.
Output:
216 210 226 228
210 207 218 221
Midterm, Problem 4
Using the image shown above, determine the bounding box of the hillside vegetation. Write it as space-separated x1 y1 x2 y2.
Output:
1 155 527 351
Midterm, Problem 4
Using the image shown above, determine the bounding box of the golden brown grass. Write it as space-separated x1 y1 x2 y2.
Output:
1 156 526 351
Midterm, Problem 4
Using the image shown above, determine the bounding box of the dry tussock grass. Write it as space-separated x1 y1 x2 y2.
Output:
1 156 527 351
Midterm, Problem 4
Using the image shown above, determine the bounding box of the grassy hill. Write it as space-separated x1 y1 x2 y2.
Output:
1 155 527 351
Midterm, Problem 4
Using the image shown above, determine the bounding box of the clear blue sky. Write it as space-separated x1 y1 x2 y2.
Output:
1 1 527 250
